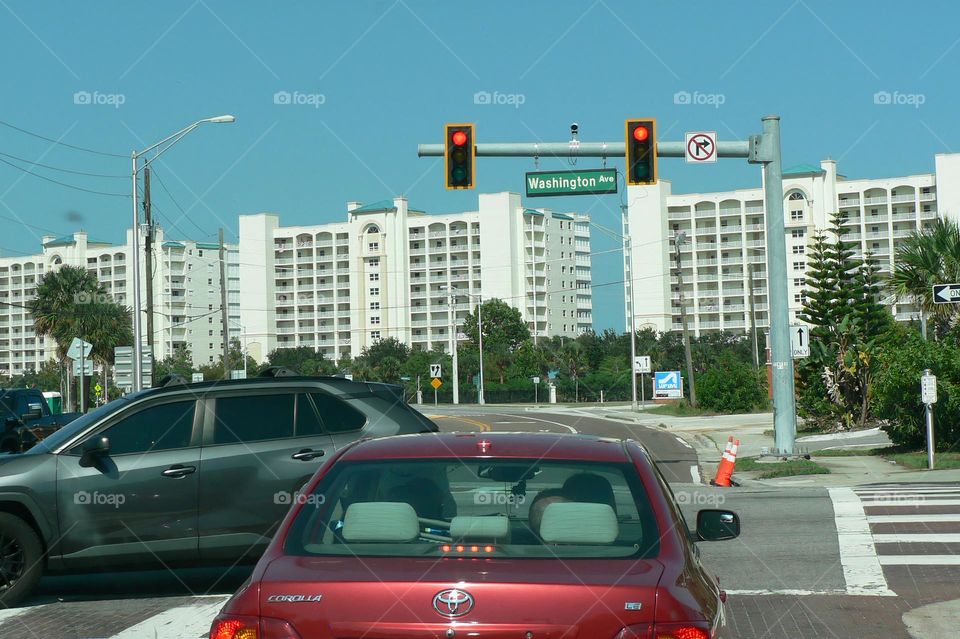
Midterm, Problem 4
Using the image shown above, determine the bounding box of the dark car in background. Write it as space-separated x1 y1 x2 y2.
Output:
212 432 740 639
0 375 437 606
0 388 83 453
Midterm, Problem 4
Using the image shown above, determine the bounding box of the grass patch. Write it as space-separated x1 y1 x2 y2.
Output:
885 451 960 470
645 403 713 417
734 456 830 479
811 447 893 457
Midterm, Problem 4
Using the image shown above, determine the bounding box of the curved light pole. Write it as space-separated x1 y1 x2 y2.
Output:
130 115 236 392
467 293 485 405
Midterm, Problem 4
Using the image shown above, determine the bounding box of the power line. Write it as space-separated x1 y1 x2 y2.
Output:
0 119 127 158
0 149 126 179
150 169 214 239
0 156 129 197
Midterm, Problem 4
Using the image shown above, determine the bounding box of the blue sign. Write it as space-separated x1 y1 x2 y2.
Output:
653 371 683 399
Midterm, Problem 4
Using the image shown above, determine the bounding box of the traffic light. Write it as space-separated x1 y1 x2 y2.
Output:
625 119 657 185
445 123 475 189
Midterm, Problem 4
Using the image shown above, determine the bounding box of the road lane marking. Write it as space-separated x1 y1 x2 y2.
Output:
490 413 578 434
431 415 491 432
873 533 960 543
109 595 231 639
828 487 896 596
726 589 848 596
861 498 960 506
690 465 701 484
492 421 536 424
868 514 960 523
674 436 693 449
878 555 960 566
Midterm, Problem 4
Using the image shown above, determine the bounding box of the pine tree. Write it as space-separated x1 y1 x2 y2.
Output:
798 230 836 341
855 252 894 339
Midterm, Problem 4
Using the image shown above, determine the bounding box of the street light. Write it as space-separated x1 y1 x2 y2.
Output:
622 204 639 412
438 285 459 405
130 115 236 392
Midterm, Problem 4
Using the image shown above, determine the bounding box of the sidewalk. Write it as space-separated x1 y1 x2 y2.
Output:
598 408 960 487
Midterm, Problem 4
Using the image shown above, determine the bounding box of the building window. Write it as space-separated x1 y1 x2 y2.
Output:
371 331 381 341
794 293 807 304
369 273 379 282
793 262 805 272
369 258 379 267
790 211 804 221
793 278 805 287
792 245 805 255
198 250 203 257
368 242 379 252
370 287 380 296
371 316 380 325
370 302 380 310
791 229 805 238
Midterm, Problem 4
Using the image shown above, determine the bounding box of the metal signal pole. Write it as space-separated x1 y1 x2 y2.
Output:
674 232 697 408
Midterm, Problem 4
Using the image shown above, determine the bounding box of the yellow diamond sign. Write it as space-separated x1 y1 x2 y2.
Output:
430 378 442 390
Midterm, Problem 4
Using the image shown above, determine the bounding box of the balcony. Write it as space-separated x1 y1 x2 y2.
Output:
745 205 764 214
695 209 716 218
719 226 742 234
668 210 691 220
838 198 861 207
891 193 916 203
864 196 889 205
921 209 937 219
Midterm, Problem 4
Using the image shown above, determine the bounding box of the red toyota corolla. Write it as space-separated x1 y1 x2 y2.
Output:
210 432 740 639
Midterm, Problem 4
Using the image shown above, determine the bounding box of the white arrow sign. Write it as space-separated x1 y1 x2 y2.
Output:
430 364 442 378
791 325 810 358
934 283 960 303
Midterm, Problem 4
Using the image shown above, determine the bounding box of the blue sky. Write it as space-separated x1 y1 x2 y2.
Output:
0 0 956 331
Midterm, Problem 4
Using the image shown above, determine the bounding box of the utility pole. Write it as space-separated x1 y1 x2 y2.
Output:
143 167 154 355
622 204 638 412
674 232 697 407
530 215 538 347
748 262 759 368
448 292 460 404
219 228 230 379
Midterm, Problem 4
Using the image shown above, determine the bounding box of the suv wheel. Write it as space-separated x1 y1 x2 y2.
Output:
0 513 44 607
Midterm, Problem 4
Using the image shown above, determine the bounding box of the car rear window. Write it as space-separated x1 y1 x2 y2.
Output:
284 459 660 559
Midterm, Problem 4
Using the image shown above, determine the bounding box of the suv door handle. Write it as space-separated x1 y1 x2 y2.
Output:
161 464 196 478
291 448 324 461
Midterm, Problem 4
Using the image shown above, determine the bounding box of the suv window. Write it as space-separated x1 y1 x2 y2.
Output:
100 400 196 455
295 393 325 436
311 391 365 433
214 393 295 444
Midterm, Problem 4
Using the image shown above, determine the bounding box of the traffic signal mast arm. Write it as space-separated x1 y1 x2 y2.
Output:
420 140 752 158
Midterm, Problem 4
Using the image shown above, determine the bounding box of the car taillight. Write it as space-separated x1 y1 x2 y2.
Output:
210 616 259 639
654 623 710 639
210 616 302 639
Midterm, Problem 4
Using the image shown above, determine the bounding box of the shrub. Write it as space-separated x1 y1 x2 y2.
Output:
696 355 767 414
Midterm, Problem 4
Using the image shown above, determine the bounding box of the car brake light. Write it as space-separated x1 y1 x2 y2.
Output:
210 615 259 639
655 624 710 639
441 544 496 554
210 616 303 639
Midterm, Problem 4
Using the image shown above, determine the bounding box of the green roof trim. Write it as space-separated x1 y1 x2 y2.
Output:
196 242 221 250
783 163 825 177
352 200 396 213
552 212 574 221
162 241 185 249
43 235 77 248
523 208 544 216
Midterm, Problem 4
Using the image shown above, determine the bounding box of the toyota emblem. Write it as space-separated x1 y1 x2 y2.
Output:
433 589 474 617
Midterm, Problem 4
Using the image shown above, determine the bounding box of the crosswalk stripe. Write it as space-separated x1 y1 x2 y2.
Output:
108 595 230 639
878 555 960 566
860 499 960 506
868 514 960 523
873 533 960 543
828 487 895 596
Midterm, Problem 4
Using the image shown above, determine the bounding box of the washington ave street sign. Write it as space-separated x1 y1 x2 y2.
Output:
525 168 618 197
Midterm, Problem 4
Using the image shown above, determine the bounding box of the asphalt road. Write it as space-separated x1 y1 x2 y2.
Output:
1 408 957 638
422 405 702 484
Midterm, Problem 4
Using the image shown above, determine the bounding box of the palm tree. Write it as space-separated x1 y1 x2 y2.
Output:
889 218 960 336
30 266 103 359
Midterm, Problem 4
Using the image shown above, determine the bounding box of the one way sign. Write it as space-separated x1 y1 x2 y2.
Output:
933 283 960 304
791 324 810 358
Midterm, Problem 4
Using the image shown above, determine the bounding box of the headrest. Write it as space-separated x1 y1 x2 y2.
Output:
539 502 619 544
450 516 510 540
342 502 419 542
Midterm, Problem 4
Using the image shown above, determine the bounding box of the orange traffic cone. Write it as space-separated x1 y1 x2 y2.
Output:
713 437 739 487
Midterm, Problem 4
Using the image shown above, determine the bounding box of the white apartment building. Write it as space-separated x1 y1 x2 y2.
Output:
625 153 960 335
0 229 240 376
237 192 592 363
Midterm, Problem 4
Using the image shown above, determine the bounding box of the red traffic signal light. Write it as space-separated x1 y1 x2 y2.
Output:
445 123 475 190
626 119 657 185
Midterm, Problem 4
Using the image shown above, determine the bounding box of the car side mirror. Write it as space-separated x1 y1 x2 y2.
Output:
79 437 110 468
696 509 740 541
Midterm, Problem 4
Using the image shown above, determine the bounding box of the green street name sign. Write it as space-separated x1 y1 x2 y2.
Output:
525 168 618 197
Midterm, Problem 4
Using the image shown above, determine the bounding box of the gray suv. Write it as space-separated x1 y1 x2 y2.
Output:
0 375 437 606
